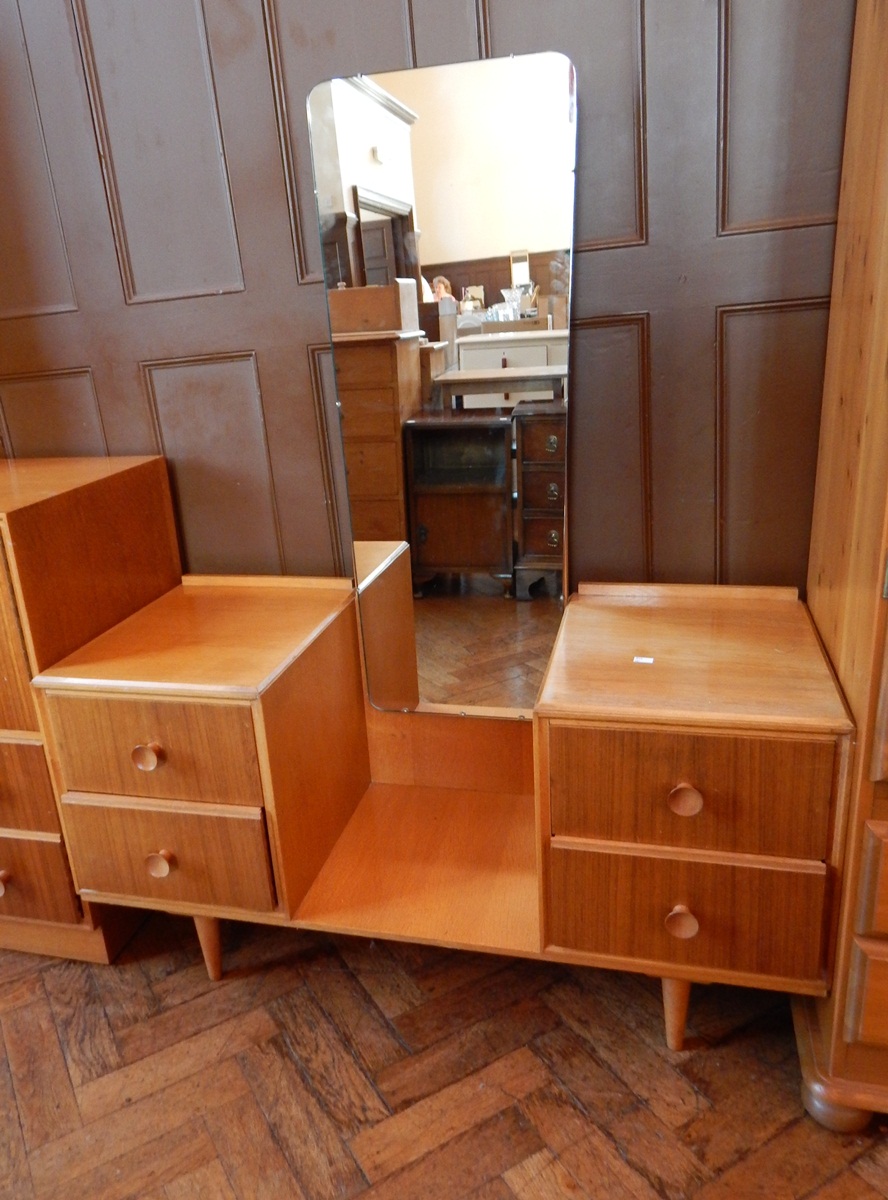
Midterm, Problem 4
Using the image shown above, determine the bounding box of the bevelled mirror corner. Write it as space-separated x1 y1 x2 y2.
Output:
308 52 577 714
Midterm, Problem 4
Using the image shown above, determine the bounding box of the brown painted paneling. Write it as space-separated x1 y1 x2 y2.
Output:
0 370 107 457
0 0 76 319
720 0 854 233
567 317 651 583
409 0 484 67
146 355 283 574
486 0 646 251
718 301 829 589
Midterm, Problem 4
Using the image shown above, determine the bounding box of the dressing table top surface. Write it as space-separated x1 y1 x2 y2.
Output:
34 576 354 698
537 583 853 733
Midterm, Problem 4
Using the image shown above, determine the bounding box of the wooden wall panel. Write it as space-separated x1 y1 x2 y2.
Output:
145 355 283 574
719 0 854 233
0 371 107 457
567 317 651 583
0 0 75 318
266 0 415 284
486 0 645 250
717 301 829 590
76 0 244 303
409 0 485 66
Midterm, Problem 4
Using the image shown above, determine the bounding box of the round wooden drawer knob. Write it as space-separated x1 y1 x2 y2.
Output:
145 849 176 878
0 869 10 897
667 782 704 816
665 904 700 939
132 742 166 772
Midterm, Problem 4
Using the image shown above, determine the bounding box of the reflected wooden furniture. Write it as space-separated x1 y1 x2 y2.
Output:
0 456 180 962
534 583 853 1050
332 330 422 540
456 329 569 407
436 363 568 410
513 399 566 598
353 541 419 712
34 577 369 979
404 411 514 590
791 0 888 1132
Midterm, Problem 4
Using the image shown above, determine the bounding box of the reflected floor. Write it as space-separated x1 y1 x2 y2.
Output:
412 572 564 709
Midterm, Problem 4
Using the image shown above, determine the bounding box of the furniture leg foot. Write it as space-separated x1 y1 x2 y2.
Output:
800 1080 874 1132
662 976 691 1050
194 916 222 981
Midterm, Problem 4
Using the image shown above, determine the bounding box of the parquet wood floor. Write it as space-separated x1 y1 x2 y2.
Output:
412 573 563 708
2 914 886 1199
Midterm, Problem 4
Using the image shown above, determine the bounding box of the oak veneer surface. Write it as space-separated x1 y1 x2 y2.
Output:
297 783 539 956
539 586 852 732
33 577 353 697
0 457 181 674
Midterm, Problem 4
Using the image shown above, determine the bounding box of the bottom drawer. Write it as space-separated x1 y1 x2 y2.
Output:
0 832 81 924
845 938 888 1046
547 844 827 984
62 793 276 913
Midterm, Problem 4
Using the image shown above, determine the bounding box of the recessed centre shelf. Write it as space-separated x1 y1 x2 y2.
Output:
296 782 540 955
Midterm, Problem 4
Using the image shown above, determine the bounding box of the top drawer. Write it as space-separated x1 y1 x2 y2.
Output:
521 419 566 463
44 692 262 806
545 723 836 859
857 822 888 936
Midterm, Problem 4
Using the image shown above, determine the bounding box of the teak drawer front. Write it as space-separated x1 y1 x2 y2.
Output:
0 833 80 923
61 794 276 913
0 740 59 832
857 821 888 935
547 724 836 859
547 844 826 983
521 419 566 463
339 388 399 438
845 938 888 1047
45 693 261 806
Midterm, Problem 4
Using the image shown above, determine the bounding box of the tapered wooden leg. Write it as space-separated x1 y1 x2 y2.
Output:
194 916 222 981
661 976 691 1050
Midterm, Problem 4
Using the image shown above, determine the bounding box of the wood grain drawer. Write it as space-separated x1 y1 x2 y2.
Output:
339 388 399 438
521 419 565 462
334 345 396 387
350 499 404 540
547 723 836 859
857 822 888 935
845 938 888 1046
547 843 827 984
0 739 59 832
343 441 402 498
521 516 563 558
0 832 80 923
61 793 276 912
44 693 261 806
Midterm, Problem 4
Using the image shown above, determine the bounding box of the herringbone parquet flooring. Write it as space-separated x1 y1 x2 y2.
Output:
1 915 886 1199
412 574 563 708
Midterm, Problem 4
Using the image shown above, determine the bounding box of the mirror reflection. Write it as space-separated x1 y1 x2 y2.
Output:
308 53 576 711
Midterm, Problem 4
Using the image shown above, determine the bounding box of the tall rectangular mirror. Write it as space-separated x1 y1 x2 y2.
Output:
308 53 576 712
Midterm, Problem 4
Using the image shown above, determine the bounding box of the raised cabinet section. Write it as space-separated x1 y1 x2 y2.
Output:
535 584 853 1046
333 332 422 540
0 457 181 962
34 578 371 934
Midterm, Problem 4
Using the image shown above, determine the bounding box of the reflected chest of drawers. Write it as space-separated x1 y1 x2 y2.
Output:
534 583 854 1048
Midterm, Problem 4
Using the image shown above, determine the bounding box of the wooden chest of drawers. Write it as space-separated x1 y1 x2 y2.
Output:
0 456 181 960
333 332 422 540
535 583 854 1047
513 400 566 598
34 577 371 964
